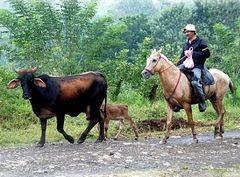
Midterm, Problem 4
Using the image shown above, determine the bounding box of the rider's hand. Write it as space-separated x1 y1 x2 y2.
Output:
184 49 193 58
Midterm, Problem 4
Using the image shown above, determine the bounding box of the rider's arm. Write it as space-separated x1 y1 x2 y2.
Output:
192 39 210 59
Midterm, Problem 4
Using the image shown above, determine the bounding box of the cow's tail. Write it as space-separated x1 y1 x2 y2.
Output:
229 79 234 94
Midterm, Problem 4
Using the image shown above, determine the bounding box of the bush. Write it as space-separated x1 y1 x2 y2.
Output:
0 67 36 129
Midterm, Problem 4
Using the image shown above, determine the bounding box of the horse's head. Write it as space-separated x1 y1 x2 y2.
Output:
141 48 163 79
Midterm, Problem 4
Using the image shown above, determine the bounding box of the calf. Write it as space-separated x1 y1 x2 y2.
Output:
7 67 107 147
100 104 139 140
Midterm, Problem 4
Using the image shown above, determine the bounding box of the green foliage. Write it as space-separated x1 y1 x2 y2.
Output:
0 84 239 146
0 67 35 130
209 22 240 80
192 0 240 38
61 0 96 59
126 37 162 99
0 0 240 146
4 0 62 64
0 0 126 73
0 0 239 100
81 17 127 66
120 14 151 55
151 4 191 58
114 0 159 17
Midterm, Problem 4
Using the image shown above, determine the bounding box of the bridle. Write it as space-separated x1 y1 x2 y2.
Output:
144 54 182 102
144 54 174 75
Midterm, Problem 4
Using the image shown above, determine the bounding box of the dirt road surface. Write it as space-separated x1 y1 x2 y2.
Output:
1 130 240 177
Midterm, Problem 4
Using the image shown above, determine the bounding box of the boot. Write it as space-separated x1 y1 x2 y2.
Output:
198 101 206 112
191 80 206 112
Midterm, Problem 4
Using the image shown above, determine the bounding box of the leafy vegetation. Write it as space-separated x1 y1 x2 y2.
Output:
0 0 239 146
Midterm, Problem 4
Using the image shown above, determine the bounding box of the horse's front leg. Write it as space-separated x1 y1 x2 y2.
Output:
161 104 173 144
183 103 198 143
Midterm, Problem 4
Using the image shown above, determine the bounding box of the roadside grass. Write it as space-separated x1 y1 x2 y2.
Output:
0 116 91 147
103 165 240 177
1 88 239 147
0 68 239 147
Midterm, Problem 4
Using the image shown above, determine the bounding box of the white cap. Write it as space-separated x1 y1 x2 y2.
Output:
183 24 197 32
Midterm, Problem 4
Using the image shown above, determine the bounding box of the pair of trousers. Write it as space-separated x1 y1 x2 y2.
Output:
178 64 205 102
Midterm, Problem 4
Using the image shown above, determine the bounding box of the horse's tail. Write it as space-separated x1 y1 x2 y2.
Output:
229 80 235 94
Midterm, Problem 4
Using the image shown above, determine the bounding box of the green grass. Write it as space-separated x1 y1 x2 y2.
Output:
93 165 240 177
0 116 94 147
0 67 240 147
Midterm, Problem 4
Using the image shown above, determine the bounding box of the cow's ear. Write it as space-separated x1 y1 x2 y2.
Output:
7 79 20 89
34 78 46 88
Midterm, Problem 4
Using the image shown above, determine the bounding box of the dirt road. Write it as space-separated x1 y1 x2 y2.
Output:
1 130 240 177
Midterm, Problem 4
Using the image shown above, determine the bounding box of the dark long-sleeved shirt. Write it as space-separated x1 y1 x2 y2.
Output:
177 36 210 69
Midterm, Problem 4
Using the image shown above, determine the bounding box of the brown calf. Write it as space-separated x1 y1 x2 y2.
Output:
100 104 139 140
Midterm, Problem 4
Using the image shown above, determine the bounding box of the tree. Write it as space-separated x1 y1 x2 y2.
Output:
120 14 152 58
151 4 192 59
0 0 62 67
128 37 161 100
114 0 159 17
0 0 127 74
192 0 240 39
80 17 127 68
61 0 96 60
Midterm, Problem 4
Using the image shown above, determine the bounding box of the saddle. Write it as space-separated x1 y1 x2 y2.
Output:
183 67 215 86
172 67 214 112
201 67 215 85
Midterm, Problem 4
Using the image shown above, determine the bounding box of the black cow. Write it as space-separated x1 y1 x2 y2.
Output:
7 67 107 147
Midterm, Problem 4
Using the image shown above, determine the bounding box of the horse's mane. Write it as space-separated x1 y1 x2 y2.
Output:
160 53 175 66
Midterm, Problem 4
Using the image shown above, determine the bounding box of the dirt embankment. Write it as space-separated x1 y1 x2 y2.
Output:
137 118 213 132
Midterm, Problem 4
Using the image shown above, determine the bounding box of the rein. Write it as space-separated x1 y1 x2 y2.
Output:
164 71 182 102
158 63 174 73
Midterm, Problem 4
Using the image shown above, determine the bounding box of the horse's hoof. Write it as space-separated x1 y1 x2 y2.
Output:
160 140 167 144
135 137 138 141
95 139 104 143
113 137 118 141
193 138 199 143
215 136 223 140
77 139 85 144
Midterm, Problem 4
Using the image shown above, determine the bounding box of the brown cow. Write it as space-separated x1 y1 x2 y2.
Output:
7 68 107 147
100 104 139 140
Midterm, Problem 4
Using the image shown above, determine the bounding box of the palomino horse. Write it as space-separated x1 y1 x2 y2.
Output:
142 48 234 144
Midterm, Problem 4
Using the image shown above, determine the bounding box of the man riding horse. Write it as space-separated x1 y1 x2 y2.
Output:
177 24 210 112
